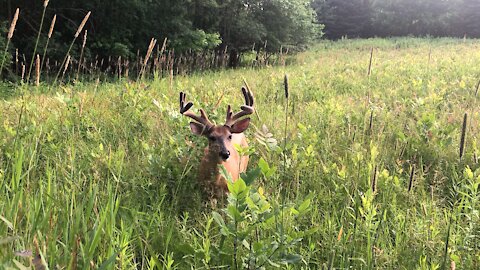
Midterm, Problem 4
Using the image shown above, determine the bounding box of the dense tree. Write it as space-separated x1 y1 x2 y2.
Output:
372 0 452 37
456 0 480 37
311 0 480 39
0 0 321 67
216 0 321 66
313 0 373 39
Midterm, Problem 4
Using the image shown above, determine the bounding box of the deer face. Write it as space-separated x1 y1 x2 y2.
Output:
190 118 251 161
180 88 253 161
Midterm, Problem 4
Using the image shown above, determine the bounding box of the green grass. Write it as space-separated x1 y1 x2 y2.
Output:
1 37 480 269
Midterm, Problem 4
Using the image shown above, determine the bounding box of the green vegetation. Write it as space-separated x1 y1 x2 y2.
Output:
1 38 480 269
314 0 480 39
1 0 321 69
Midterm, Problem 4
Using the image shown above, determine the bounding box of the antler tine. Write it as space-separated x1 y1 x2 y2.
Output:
241 86 254 107
179 92 214 128
225 87 255 127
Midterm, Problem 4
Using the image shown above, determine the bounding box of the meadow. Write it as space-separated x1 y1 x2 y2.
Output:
1 38 480 269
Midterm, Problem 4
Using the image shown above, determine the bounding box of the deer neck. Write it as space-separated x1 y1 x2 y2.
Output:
200 148 223 180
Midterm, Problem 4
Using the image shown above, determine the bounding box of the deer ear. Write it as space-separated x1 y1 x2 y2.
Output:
230 118 251 133
190 122 208 135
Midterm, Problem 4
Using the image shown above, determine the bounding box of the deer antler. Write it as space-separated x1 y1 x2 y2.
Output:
179 92 214 129
225 87 254 127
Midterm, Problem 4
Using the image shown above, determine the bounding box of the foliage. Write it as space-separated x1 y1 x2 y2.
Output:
178 167 313 268
0 0 321 66
313 0 373 39
218 0 322 53
313 0 480 39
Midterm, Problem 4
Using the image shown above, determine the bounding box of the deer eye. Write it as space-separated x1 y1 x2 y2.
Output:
228 135 232 140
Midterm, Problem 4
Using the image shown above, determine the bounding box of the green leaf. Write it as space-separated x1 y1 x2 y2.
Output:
220 165 233 183
98 251 120 270
0 236 20 245
12 260 30 270
230 178 247 196
298 198 311 213
0 215 13 230
212 211 226 228
281 254 302 264
258 158 269 173
258 158 276 178
227 205 242 222
241 167 261 186
465 166 474 180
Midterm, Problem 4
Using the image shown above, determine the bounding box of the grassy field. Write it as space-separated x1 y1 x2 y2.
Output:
1 38 480 269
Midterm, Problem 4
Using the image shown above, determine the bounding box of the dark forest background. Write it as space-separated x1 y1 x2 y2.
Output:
1 0 480 65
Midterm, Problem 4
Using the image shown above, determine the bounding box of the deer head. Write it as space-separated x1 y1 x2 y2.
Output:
180 87 254 161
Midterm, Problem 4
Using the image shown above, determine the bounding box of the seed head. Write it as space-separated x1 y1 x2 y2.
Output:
75 11 91 38
284 74 289 99
35 54 40 86
48 15 56 39
82 30 88 48
8 8 20 40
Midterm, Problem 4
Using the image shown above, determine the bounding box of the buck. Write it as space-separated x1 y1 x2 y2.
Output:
180 87 254 199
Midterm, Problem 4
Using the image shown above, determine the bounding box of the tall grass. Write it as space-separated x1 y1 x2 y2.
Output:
40 14 56 72
26 0 49 83
1 38 480 268
52 11 91 86
0 8 19 75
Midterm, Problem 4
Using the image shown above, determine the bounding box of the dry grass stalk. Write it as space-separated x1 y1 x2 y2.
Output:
408 164 415 192
82 30 88 48
61 55 71 81
54 11 91 85
139 38 157 80
337 226 343 242
460 113 467 159
117 56 122 79
75 11 91 38
367 47 373 76
144 39 156 66
1 8 19 75
372 165 378 192
41 14 56 71
64 55 71 72
125 60 129 78
21 64 25 82
48 14 56 38
35 54 40 86
8 8 20 40
28 1 50 83
475 79 480 97
76 30 88 81
15 48 18 72
284 74 289 99
160 37 168 54
368 110 374 134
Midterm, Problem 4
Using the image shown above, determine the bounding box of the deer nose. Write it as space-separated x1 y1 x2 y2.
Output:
220 150 230 160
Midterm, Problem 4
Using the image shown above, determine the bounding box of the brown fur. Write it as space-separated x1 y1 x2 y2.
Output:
196 127 249 199
179 89 253 200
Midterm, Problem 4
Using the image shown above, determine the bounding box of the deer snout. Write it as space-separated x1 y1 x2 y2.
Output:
220 150 230 161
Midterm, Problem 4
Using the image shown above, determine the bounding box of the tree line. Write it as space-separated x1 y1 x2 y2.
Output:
0 0 319 67
315 0 480 39
1 0 479 70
